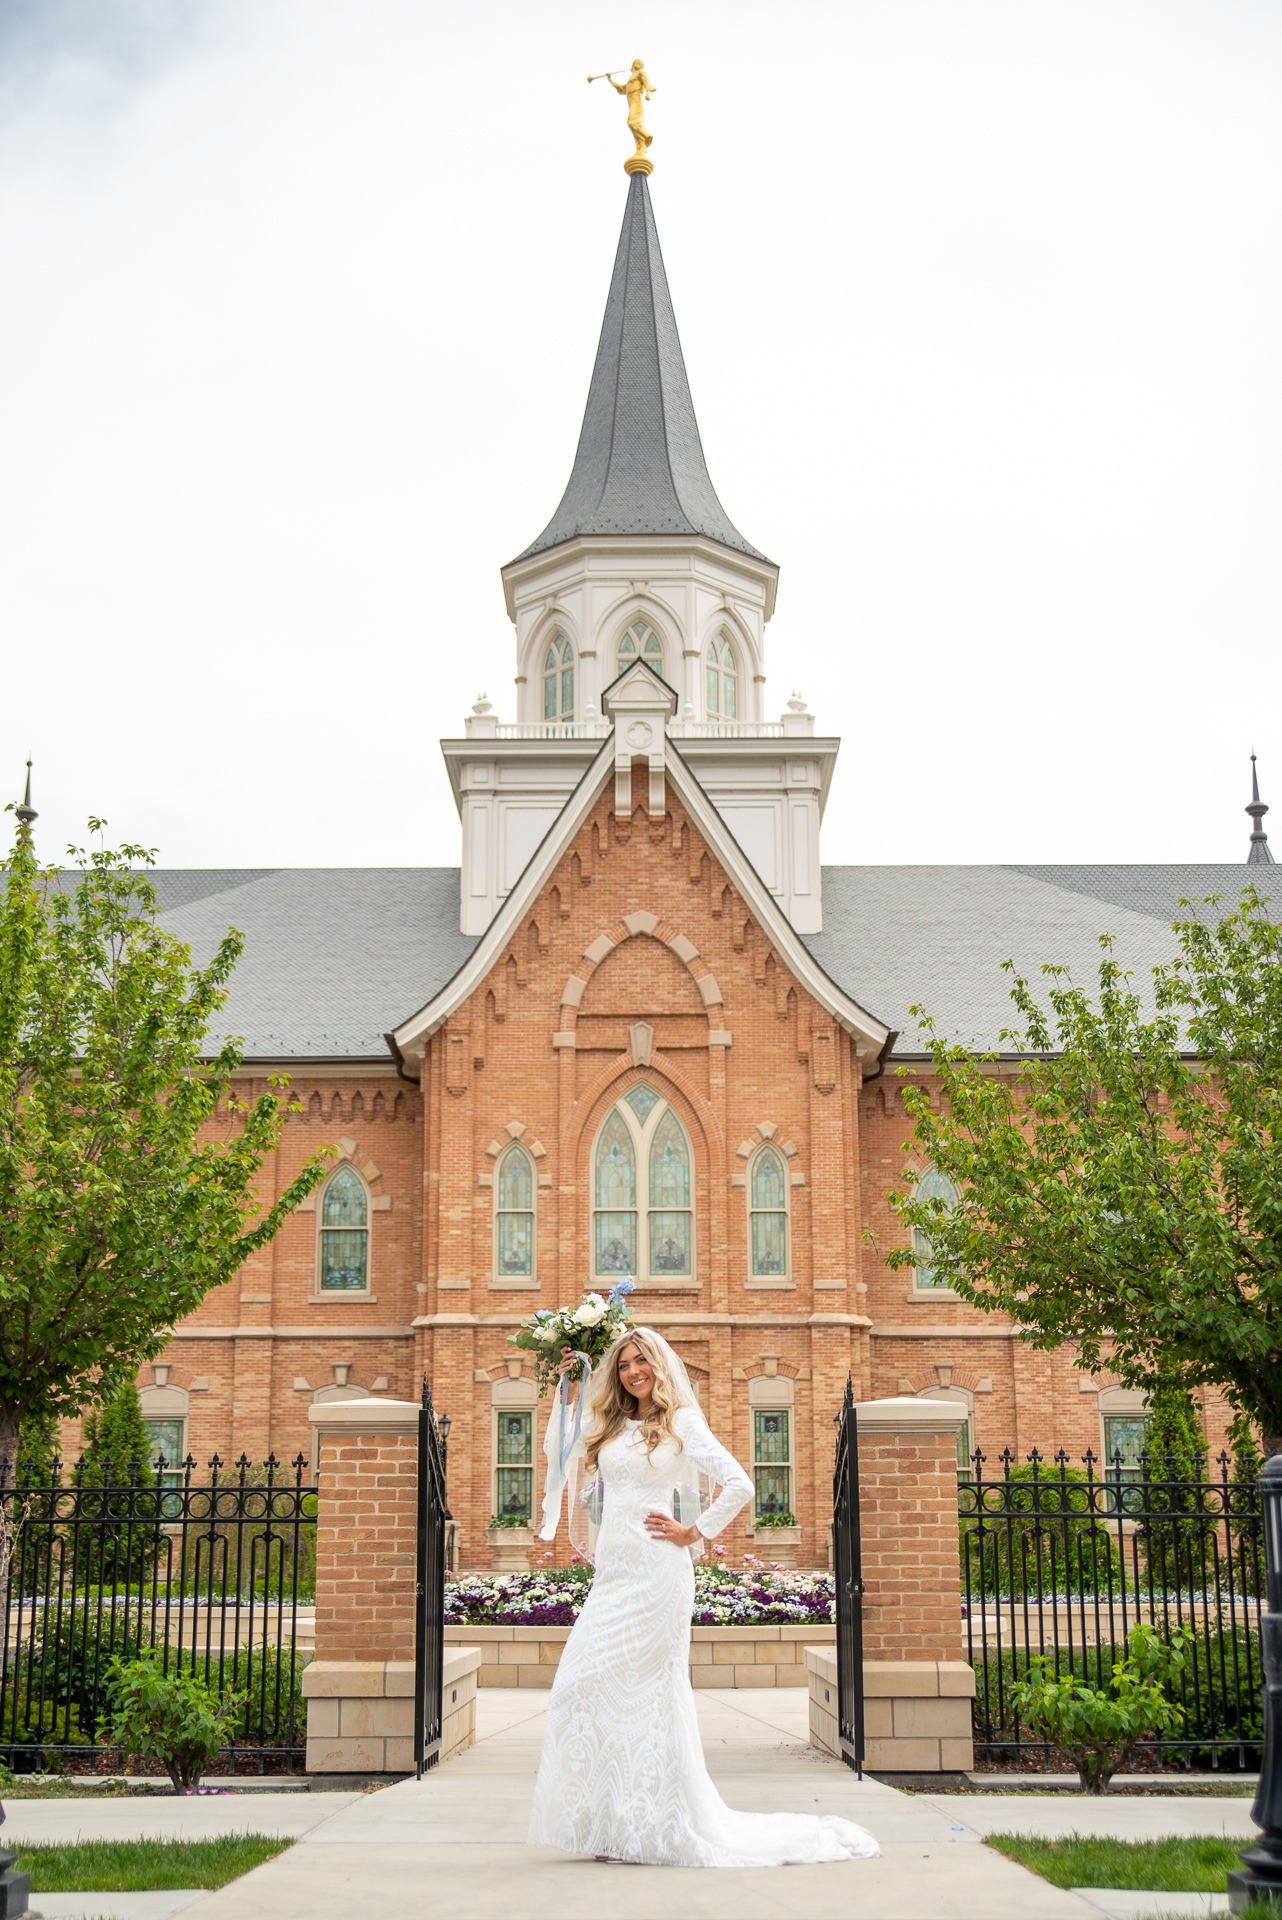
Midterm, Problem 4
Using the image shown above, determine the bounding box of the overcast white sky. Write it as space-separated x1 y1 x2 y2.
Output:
1 0 1279 873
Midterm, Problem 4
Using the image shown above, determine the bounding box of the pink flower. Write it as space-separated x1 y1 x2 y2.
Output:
712 1544 727 1558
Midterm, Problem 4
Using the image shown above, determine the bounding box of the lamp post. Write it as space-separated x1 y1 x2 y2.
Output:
1230 1451 1282 1913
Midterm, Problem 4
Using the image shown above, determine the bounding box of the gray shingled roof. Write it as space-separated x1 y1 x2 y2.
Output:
510 175 769 566
805 865 1279 1055
151 862 1275 1064
157 869 477 1060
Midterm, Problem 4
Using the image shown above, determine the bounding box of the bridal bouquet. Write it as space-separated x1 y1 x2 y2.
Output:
507 1280 635 1392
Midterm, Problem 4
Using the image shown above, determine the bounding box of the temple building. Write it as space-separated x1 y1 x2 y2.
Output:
105 170 1273 1566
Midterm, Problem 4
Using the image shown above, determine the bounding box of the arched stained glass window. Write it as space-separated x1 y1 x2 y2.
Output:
648 1109 691 1275
706 630 738 722
912 1166 958 1290
592 1086 695 1283
617 619 663 680
496 1145 534 1279
543 633 574 722
594 1111 636 1275
320 1165 369 1292
749 1146 788 1279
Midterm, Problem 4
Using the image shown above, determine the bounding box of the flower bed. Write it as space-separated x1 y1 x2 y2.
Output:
445 1561 835 1630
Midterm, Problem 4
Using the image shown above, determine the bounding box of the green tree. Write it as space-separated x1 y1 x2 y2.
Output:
0 808 331 1470
885 887 1282 1444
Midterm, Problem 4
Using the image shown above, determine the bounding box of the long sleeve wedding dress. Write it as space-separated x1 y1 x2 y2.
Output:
527 1404 880 1868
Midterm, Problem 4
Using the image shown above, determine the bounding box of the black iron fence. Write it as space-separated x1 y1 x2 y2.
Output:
961 1447 1265 1772
1 1452 316 1774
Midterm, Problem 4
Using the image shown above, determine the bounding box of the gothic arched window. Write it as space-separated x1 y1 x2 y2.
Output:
495 1145 535 1279
749 1145 789 1279
319 1164 370 1293
593 1085 693 1282
543 632 574 722
705 630 738 722
616 618 663 681
912 1166 958 1291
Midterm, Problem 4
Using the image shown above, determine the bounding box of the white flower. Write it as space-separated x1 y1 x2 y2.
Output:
574 1293 608 1328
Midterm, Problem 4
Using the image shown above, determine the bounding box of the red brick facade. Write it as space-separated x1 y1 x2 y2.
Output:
76 772 1230 1566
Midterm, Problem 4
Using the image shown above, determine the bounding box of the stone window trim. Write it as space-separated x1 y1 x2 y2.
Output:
906 1163 960 1299
1097 1385 1151 1480
139 1380 190 1482
492 1141 537 1291
475 1121 545 1282
704 628 740 724
733 1125 801 1290
312 1161 377 1303
591 1084 698 1292
541 630 576 724
614 612 668 685
521 605 581 688
747 1374 795 1525
492 1374 538 1527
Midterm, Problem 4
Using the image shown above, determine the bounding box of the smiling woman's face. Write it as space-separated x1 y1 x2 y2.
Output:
617 1341 656 1405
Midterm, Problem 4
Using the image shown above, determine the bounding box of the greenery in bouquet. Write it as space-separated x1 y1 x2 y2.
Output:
507 1281 636 1392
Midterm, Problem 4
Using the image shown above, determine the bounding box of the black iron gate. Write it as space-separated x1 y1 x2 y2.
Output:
832 1374 865 1775
413 1375 451 1778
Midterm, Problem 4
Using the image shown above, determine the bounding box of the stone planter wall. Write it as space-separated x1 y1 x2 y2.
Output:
303 1645 481 1774
805 1644 975 1773
445 1621 834 1688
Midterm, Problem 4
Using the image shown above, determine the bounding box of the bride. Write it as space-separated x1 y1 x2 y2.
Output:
527 1325 879 1869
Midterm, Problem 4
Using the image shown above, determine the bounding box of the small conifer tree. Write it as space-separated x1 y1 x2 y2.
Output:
78 1385 159 1588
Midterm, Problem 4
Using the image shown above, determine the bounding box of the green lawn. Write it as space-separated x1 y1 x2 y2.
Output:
986 1833 1242 1891
14 1834 292 1891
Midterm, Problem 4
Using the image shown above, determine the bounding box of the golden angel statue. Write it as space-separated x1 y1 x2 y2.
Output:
612 59 655 160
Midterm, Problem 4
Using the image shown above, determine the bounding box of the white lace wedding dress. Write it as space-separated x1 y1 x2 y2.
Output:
527 1405 880 1868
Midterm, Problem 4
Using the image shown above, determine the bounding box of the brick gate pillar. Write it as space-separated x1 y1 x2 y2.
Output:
807 1395 975 1773
301 1397 479 1775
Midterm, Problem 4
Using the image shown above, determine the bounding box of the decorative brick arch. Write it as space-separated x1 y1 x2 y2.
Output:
556 917 724 1027
730 1121 802 1190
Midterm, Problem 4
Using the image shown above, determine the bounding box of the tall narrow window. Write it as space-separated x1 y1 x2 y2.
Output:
1104 1414 1150 1485
912 1166 957 1290
648 1109 691 1276
542 632 574 722
616 618 663 680
592 1086 696 1283
494 1410 534 1521
143 1419 187 1510
705 631 738 721
753 1409 792 1519
594 1109 637 1275
749 1146 789 1278
319 1165 369 1292
495 1145 534 1279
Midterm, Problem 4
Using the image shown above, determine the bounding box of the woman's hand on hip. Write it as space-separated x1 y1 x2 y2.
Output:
645 1509 701 1548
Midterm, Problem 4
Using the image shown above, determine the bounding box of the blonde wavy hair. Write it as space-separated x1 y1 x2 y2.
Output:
583 1327 686 1473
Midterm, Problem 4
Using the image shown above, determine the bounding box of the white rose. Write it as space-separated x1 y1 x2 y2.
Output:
574 1294 607 1328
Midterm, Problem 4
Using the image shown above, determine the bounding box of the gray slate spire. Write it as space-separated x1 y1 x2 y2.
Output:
512 174 768 565
1247 753 1274 865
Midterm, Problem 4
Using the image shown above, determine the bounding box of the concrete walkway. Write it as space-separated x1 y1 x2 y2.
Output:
9 1693 1261 1920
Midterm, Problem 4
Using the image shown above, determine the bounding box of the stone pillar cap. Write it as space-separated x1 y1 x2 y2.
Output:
308 1397 421 1431
853 1395 969 1434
